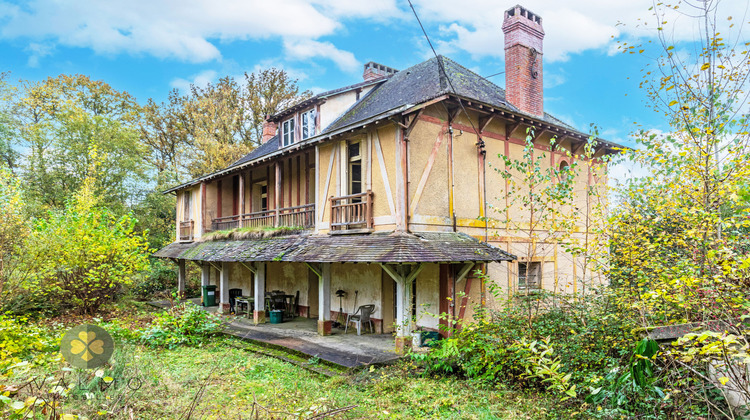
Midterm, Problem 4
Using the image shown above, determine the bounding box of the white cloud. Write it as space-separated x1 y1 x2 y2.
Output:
0 0 342 62
283 39 359 72
170 69 218 92
25 42 53 67
408 0 748 62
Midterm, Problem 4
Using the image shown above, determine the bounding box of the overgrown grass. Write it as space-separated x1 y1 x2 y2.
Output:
200 226 304 242
5 332 567 419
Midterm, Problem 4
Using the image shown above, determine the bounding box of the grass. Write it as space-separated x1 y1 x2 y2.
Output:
9 335 565 419
200 226 304 242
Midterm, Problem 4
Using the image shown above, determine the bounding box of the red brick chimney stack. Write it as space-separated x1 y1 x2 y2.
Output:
261 115 278 143
502 5 545 117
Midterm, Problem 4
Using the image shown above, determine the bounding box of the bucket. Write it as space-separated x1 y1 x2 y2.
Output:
269 309 283 324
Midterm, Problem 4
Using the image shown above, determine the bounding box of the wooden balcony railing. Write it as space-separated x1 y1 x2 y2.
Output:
212 215 240 231
330 190 373 231
179 220 194 242
211 204 315 231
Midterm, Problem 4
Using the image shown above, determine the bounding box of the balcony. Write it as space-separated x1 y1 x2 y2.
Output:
179 220 194 242
330 190 373 232
211 204 315 231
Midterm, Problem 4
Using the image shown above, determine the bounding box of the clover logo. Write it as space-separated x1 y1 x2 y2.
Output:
60 325 114 369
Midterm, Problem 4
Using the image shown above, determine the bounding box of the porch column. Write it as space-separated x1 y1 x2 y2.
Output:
253 262 266 324
318 263 332 335
177 259 186 299
200 264 210 306
380 263 425 354
219 262 230 314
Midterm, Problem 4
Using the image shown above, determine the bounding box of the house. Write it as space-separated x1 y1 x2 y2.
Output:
154 5 621 351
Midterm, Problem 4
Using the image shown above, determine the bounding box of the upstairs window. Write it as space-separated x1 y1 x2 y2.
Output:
260 183 268 212
301 109 316 140
182 191 192 221
348 141 362 201
282 118 295 147
518 261 541 290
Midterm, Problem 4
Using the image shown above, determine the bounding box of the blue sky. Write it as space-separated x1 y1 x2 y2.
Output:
1 0 746 152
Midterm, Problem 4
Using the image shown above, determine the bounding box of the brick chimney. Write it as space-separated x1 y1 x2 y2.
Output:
363 62 398 81
261 115 278 143
502 5 545 117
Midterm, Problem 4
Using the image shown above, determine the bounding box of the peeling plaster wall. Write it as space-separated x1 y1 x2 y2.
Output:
415 263 440 330
266 262 310 306
330 264 382 319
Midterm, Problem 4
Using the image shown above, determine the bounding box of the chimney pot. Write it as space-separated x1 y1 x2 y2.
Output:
363 61 398 81
502 4 545 117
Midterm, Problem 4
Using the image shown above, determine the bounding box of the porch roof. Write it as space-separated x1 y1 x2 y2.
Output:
154 231 515 263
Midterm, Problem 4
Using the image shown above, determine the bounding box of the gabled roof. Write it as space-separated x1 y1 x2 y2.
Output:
164 54 622 194
323 56 516 134
153 231 515 263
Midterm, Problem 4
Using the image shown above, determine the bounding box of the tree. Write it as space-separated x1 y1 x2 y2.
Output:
23 152 150 315
139 89 190 184
0 165 29 296
0 73 18 170
15 75 146 214
244 68 312 146
610 0 750 413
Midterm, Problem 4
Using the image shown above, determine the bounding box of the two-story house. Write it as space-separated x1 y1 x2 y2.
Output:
155 5 621 350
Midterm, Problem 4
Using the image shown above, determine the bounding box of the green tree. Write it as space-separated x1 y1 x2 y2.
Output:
610 1 750 414
15 74 146 214
0 165 29 296
0 73 18 170
23 151 150 314
243 68 312 146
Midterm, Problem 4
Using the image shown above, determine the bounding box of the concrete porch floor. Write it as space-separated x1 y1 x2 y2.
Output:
148 299 401 368
223 316 401 369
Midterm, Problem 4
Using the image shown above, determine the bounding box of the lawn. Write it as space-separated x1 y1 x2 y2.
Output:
3 321 565 419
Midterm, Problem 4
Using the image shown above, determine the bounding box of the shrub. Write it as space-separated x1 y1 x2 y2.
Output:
130 259 177 300
23 183 150 315
139 302 223 348
0 316 60 377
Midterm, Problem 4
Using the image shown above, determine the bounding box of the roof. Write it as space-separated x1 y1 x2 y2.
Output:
153 231 515 263
164 54 624 194
228 134 280 169
323 56 515 134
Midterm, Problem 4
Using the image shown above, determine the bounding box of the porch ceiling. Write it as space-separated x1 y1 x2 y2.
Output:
154 231 515 263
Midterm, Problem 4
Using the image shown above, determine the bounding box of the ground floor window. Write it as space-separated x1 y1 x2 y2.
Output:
518 261 541 290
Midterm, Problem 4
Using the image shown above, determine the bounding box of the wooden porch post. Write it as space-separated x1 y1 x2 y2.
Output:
318 263 332 335
253 262 266 324
380 263 425 354
219 262 230 314
177 259 186 299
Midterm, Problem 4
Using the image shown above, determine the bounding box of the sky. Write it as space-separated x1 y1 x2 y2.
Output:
0 0 748 159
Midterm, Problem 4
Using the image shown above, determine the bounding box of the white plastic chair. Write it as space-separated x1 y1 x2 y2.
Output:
345 304 376 335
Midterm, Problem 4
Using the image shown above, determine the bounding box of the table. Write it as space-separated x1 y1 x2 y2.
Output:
234 296 253 316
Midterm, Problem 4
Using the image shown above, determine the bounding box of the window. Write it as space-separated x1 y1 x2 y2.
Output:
260 183 268 212
348 141 362 201
518 262 541 290
182 191 192 221
558 161 570 183
282 118 295 147
301 109 316 140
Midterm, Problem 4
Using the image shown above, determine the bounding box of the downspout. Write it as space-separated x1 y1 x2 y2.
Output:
448 125 456 232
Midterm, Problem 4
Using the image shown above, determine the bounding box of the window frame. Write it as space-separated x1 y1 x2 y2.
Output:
282 117 295 147
182 191 192 221
517 261 541 290
301 109 316 140
347 140 362 200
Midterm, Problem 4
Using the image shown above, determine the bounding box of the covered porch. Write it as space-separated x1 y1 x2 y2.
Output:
155 231 515 353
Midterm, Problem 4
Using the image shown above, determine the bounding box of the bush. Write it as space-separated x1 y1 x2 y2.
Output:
130 259 177 300
0 315 60 377
139 302 223 348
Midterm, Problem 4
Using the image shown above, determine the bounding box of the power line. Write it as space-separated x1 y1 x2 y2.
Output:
407 0 484 148
483 71 505 79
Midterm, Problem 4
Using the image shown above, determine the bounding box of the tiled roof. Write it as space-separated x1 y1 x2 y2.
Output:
227 134 280 169
153 231 515 263
322 56 515 134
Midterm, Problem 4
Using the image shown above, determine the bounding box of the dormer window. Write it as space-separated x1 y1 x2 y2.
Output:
301 109 316 140
282 117 295 147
